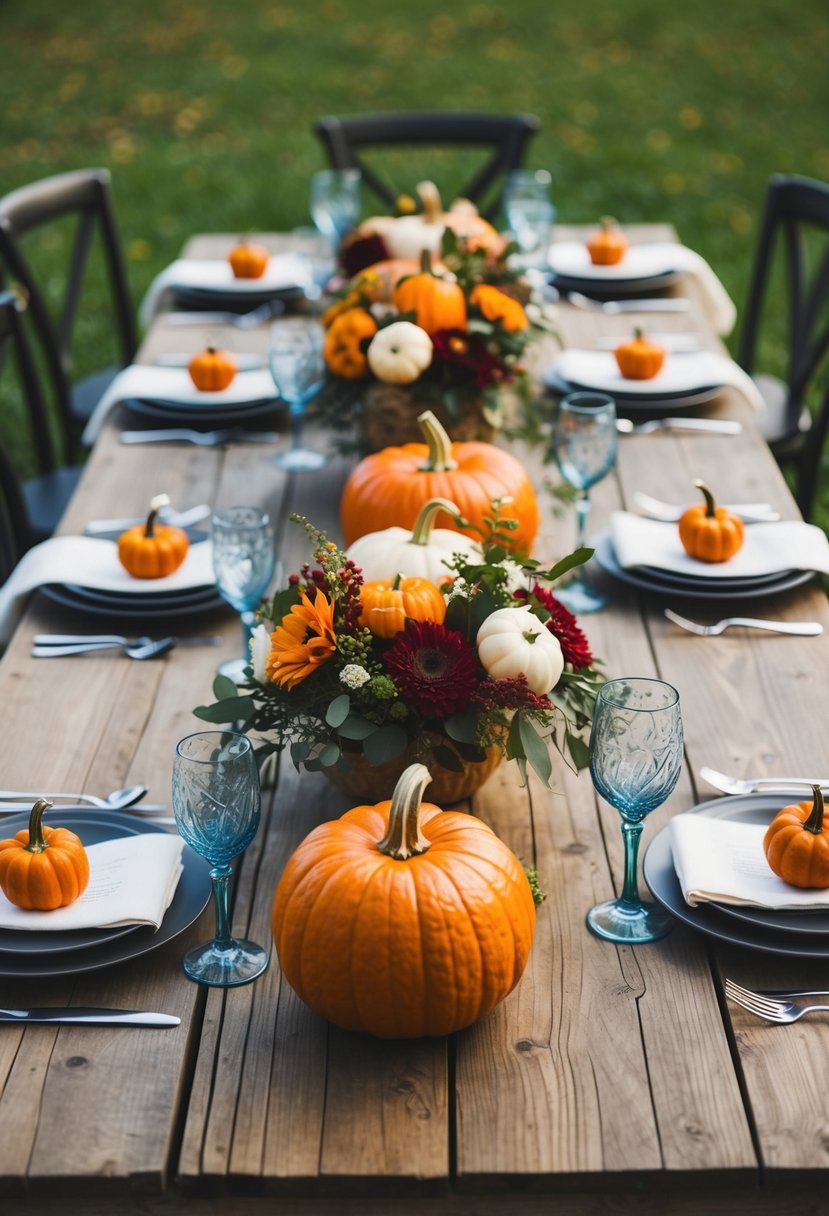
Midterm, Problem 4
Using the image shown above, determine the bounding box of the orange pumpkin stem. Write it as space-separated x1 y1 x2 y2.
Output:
376 763 433 860
23 798 53 855
803 784 825 835
410 497 462 545
417 410 459 473
693 480 718 519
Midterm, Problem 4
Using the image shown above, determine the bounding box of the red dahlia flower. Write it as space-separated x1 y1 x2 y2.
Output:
430 328 505 389
384 620 477 718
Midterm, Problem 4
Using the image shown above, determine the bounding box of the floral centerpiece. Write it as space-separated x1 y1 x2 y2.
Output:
315 182 553 453
195 502 604 805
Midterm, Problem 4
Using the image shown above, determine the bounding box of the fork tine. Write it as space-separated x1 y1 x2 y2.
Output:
725 980 786 1015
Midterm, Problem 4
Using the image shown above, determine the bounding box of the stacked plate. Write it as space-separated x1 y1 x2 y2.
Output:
543 349 729 415
592 531 814 602
644 794 829 959
118 366 281 430
41 580 224 621
547 241 681 298
0 808 211 979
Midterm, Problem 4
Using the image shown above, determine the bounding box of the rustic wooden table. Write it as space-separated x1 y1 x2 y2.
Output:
2 228 829 1216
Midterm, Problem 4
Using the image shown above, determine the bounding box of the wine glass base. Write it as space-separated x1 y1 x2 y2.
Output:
216 657 250 684
272 448 327 471
555 578 608 614
182 937 269 987
586 897 674 944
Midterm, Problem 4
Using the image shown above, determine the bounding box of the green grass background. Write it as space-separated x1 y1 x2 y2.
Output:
1 0 828 518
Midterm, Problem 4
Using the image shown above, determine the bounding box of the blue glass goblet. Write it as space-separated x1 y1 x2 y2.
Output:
552 390 617 613
268 321 327 471
309 168 361 249
211 505 276 682
172 730 268 986
587 677 683 944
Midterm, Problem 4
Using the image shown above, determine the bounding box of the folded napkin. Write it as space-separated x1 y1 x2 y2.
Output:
548 241 737 336
81 364 278 445
552 348 766 413
671 812 829 909
139 253 311 327
609 511 829 579
0 833 183 930
0 535 215 644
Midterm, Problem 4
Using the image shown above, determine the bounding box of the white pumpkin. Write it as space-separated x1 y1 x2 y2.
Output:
357 181 445 261
367 321 433 385
346 497 481 583
477 606 564 695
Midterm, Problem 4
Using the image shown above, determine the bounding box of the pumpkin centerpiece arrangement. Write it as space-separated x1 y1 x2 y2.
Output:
0 799 89 911
118 494 190 579
195 501 605 805
272 764 536 1038
678 481 745 563
314 191 553 453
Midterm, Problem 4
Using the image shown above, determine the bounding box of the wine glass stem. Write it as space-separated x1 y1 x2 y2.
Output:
574 492 591 578
619 820 644 905
289 405 304 452
240 609 256 659
210 864 234 948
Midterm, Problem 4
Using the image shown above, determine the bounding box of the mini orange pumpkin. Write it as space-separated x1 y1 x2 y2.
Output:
228 238 270 279
118 494 190 579
272 763 536 1038
764 785 829 888
188 345 237 391
469 283 528 332
359 574 446 638
614 328 665 380
678 481 745 563
586 216 628 265
323 308 378 380
0 798 90 910
393 250 467 336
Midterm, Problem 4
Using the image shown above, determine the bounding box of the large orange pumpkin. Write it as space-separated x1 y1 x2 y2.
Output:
341 409 539 554
393 251 467 335
272 763 536 1038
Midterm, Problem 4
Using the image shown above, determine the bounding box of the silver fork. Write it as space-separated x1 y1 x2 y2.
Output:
119 429 282 446
565 290 691 313
725 980 829 1024
664 609 823 637
163 300 285 329
32 638 177 660
699 766 829 795
633 491 778 523
617 417 742 436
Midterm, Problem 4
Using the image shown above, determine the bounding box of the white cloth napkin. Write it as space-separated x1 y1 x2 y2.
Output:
0 834 184 930
0 535 215 644
609 511 829 578
548 241 737 336
671 812 829 910
138 254 311 327
551 348 766 413
81 365 278 445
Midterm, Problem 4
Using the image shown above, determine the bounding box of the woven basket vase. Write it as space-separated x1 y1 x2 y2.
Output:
323 740 504 806
358 383 497 452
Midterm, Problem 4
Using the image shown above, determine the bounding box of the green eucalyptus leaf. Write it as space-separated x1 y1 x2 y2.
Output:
338 714 378 740
212 673 238 700
443 708 479 745
362 725 408 765
432 743 465 773
455 741 488 763
506 712 524 761
567 732 591 771
326 693 351 728
519 714 552 786
540 547 594 582
290 740 311 770
193 696 255 724
318 742 342 768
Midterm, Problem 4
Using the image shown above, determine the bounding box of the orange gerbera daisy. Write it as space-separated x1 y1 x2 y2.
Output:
266 588 337 690
469 283 528 332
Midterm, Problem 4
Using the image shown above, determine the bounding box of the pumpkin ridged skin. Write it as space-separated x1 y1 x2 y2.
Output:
359 576 446 637
346 497 481 583
586 216 628 265
187 346 237 391
341 410 539 554
764 787 829 888
272 766 536 1038
614 328 665 380
393 252 467 336
678 481 744 563
323 308 378 380
118 495 190 579
228 240 270 279
0 800 90 911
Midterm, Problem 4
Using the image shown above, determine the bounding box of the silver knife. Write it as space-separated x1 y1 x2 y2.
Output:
0 1007 180 1026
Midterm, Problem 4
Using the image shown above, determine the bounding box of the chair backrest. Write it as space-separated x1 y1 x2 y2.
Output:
0 168 137 448
738 174 829 407
313 112 540 221
0 288 63 480
0 295 37 567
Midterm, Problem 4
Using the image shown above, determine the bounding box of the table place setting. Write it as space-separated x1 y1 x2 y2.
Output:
138 251 314 327
81 363 281 444
547 238 737 334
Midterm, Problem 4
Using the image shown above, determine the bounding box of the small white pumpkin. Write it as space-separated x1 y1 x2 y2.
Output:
477 605 564 695
357 181 446 262
347 497 481 583
367 321 433 385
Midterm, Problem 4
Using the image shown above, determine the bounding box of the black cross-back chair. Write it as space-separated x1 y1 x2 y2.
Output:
0 168 136 455
313 112 540 222
738 174 829 520
0 436 31 582
0 290 83 546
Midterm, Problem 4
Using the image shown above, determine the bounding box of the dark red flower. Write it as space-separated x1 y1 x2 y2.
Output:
340 232 390 278
517 583 594 670
471 676 552 714
384 620 477 718
430 328 506 389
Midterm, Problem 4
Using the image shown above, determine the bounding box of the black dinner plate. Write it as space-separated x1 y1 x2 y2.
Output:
644 794 829 957
122 396 280 429
170 284 305 313
549 269 681 299
638 563 794 591
41 582 226 621
592 532 815 601
0 808 211 976
542 370 721 414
